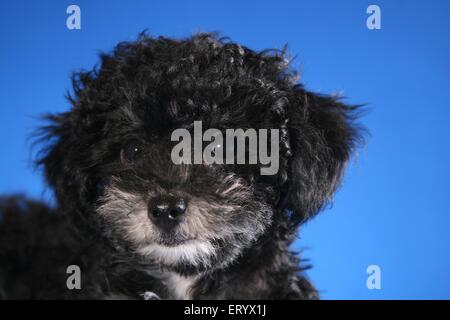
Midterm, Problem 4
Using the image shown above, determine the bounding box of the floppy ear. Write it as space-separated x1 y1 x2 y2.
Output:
35 70 107 209
37 112 73 193
35 107 103 212
282 85 363 227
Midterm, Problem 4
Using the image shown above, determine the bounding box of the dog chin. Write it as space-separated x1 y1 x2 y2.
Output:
156 236 198 247
137 239 216 270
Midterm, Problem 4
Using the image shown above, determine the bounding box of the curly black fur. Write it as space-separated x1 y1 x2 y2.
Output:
0 33 362 299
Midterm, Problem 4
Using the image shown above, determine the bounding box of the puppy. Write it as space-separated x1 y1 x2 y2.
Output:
0 33 362 299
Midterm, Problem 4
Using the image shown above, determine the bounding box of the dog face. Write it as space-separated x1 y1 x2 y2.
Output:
38 34 361 274
95 117 277 272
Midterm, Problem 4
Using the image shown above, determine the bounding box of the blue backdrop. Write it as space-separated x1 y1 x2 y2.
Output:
1 0 449 299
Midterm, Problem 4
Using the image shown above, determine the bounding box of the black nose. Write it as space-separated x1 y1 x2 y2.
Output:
149 197 187 230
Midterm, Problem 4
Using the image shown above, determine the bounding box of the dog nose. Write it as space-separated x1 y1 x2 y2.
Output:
149 197 187 229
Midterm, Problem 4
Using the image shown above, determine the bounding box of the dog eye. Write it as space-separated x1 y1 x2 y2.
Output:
120 140 143 164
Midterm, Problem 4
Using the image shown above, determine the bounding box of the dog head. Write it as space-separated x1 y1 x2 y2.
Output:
37 34 361 273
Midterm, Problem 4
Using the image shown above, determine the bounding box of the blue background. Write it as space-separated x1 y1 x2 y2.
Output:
1 0 449 299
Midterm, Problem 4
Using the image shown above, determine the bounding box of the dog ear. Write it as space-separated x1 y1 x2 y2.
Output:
37 112 72 192
36 105 104 214
36 111 90 202
35 69 106 207
282 86 363 227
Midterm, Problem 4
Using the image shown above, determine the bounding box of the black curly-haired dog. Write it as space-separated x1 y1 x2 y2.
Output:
0 33 361 299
